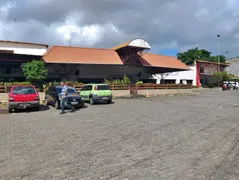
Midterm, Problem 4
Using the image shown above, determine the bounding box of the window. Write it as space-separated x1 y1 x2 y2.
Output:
86 85 92 91
186 80 193 84
81 86 87 91
200 67 204 73
96 85 110 90
56 87 77 94
12 86 36 95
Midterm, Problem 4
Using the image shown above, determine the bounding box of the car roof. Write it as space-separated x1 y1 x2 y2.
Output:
86 83 109 86
55 85 74 88
12 85 34 87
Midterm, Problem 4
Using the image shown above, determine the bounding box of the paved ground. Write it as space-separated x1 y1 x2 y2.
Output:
0 90 238 180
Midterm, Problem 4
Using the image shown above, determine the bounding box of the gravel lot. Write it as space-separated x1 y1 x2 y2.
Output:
0 90 238 180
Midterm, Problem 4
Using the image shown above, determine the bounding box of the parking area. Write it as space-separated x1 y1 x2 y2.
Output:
0 90 239 180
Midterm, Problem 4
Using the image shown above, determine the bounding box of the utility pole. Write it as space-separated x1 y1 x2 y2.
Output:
217 34 221 72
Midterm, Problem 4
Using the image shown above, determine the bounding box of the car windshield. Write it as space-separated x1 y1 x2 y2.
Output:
12 86 36 95
97 85 110 90
56 86 77 94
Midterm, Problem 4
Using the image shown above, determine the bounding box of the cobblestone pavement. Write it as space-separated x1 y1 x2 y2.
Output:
0 91 238 180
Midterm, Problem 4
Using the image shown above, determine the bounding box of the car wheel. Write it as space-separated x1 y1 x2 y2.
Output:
35 106 40 111
55 100 60 109
107 100 112 104
79 103 84 108
8 107 13 113
89 97 94 105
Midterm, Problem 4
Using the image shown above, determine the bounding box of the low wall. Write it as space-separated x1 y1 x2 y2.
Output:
112 90 130 97
0 89 193 103
137 89 193 96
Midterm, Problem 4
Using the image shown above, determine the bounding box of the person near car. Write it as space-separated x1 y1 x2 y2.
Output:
60 81 67 114
60 81 74 114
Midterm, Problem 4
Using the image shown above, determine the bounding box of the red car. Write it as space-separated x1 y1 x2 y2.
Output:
8 85 40 113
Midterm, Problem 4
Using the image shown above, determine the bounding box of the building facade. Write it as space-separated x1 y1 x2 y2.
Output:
0 39 190 83
153 60 229 87
0 41 48 82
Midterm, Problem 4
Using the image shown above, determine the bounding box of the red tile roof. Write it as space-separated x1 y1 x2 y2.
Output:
42 46 123 65
110 40 132 50
140 54 190 70
42 45 189 70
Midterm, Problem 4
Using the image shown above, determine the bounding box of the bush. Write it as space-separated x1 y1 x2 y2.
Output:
136 81 143 85
21 60 48 82
4 82 31 85
104 75 131 85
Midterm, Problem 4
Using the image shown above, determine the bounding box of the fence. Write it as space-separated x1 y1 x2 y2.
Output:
0 83 7 93
0 83 192 93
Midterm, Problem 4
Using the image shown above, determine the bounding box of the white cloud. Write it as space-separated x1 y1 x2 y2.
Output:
0 0 239 57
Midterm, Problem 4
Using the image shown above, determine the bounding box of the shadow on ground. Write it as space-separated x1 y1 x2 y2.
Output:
90 101 115 106
11 105 50 113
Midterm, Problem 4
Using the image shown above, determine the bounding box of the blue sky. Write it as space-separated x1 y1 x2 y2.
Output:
157 48 178 57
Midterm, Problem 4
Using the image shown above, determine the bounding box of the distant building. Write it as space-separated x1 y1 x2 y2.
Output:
153 60 229 87
0 39 189 83
226 57 239 77
0 41 48 82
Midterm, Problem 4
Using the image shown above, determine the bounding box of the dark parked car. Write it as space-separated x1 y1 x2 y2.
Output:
44 85 84 109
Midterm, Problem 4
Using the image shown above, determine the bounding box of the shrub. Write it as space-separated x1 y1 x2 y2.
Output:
21 60 48 82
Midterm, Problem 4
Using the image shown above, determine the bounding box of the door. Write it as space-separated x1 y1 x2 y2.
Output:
47 87 56 104
50 87 57 103
84 85 92 100
45 86 52 103
79 86 87 100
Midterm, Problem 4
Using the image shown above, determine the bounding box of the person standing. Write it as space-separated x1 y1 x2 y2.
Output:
60 81 68 114
60 81 74 114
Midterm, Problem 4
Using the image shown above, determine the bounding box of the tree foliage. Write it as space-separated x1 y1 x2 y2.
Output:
206 72 231 88
177 47 226 65
21 60 48 82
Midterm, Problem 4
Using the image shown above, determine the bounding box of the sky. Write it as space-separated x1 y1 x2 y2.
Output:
0 0 239 58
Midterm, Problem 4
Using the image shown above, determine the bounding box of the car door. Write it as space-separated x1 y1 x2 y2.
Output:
80 86 87 100
85 85 92 100
49 86 57 104
46 86 53 103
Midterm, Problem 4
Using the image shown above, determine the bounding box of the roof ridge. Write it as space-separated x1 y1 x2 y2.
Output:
144 53 177 58
51 45 114 51
43 46 54 58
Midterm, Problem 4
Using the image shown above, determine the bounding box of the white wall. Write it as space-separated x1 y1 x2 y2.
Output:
0 42 47 56
153 66 196 86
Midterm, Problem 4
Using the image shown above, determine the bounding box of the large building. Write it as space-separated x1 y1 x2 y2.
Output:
153 60 229 87
226 57 239 77
0 40 48 82
0 38 189 83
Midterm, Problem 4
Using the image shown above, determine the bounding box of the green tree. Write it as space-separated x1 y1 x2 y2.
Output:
214 71 230 82
210 55 227 63
21 60 48 82
177 47 227 65
207 72 230 88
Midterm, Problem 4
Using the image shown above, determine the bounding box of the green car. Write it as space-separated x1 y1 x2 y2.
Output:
78 84 112 104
